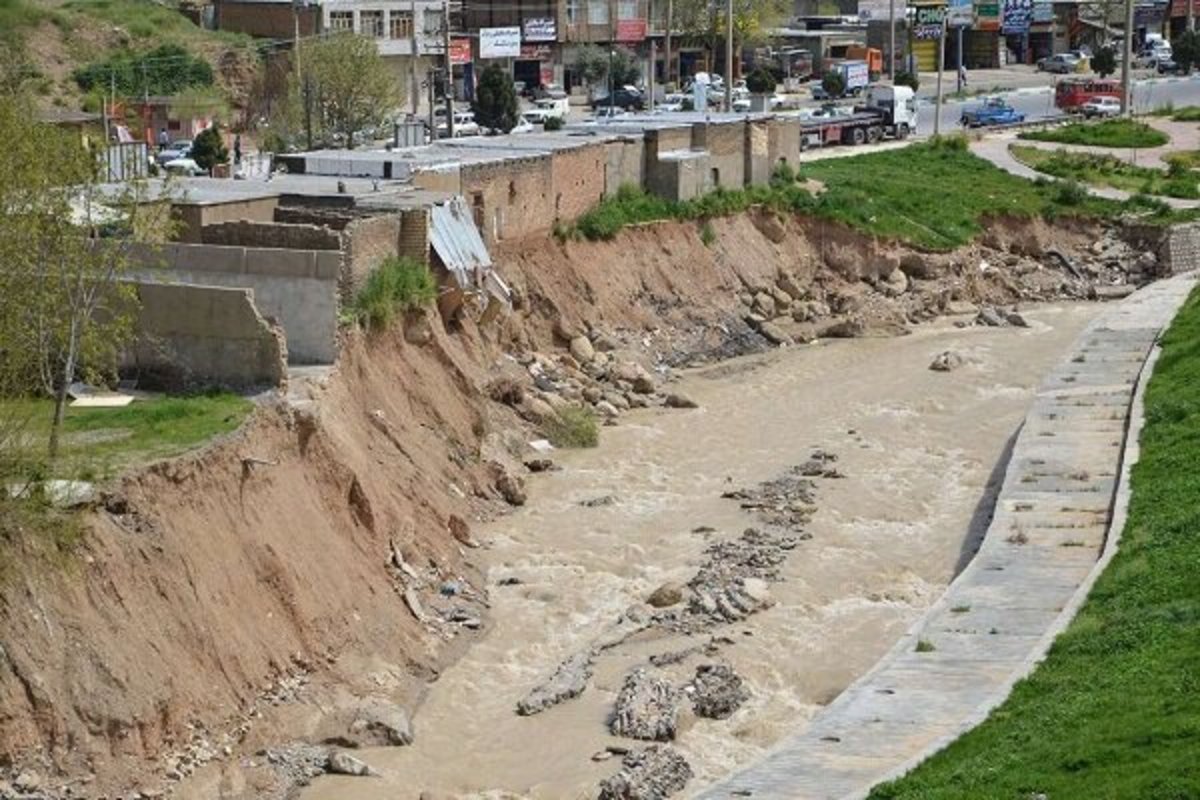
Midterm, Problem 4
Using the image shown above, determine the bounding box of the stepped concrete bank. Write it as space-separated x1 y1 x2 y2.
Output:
695 273 1198 800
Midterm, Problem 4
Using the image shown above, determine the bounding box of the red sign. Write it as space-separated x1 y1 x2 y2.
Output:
1171 0 1199 15
450 37 472 64
615 18 647 42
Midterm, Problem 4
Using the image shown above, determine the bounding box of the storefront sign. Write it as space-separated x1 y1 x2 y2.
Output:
449 37 472 64
520 43 553 59
1001 0 1033 33
615 18 647 41
974 0 1002 30
523 16 556 41
913 5 946 38
1031 0 1054 23
948 0 973 27
857 0 892 20
479 26 520 58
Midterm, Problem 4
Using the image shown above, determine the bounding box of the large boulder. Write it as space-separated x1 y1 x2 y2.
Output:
598 746 693 800
610 669 679 741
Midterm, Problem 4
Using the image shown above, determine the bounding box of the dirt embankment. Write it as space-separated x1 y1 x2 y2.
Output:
0 210 1152 798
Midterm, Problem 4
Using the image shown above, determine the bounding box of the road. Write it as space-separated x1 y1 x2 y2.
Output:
923 74 1200 136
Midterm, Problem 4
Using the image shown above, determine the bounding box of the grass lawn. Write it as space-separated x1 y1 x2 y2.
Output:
570 139 1178 251
1151 104 1200 122
1012 144 1200 199
868 285 1200 799
3 392 252 481
1018 118 1170 148
1165 150 1200 171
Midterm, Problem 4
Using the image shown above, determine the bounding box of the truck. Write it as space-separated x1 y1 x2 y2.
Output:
960 96 1025 127
811 59 870 99
798 85 918 149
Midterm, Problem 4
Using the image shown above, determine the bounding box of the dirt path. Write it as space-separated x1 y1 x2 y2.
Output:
301 303 1102 800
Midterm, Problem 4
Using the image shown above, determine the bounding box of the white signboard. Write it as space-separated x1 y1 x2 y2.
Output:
948 0 973 26
523 17 556 41
480 26 520 59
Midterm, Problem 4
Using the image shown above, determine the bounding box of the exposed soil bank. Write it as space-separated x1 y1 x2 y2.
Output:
0 209 1147 798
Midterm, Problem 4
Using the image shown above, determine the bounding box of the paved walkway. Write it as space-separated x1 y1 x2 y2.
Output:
968 133 1200 210
694 273 1199 800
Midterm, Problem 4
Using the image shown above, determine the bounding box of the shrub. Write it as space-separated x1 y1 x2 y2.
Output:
1092 46 1117 78
699 220 717 246
915 639 936 653
821 69 846 98
543 115 565 131
771 161 797 186
542 405 598 448
473 64 519 133
893 71 920 91
190 123 228 172
1054 179 1088 206
746 68 776 95
350 256 437 330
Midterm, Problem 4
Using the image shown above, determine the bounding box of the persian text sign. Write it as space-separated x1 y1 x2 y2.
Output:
479 26 520 58
523 17 556 41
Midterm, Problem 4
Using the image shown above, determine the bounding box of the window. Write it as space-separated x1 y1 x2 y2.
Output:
389 10 413 38
618 0 637 19
423 8 442 35
566 0 581 24
360 9 384 37
329 10 354 31
587 0 608 25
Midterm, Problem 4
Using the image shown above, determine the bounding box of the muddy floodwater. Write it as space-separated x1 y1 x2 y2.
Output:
304 303 1101 800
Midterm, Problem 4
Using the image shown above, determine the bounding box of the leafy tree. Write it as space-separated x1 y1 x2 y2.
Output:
670 0 789 77
282 33 402 149
894 70 920 90
610 48 641 87
73 44 214 97
746 67 776 94
473 64 519 134
1173 30 1200 74
821 70 845 98
574 45 610 86
0 93 162 460
1092 46 1117 78
191 124 229 172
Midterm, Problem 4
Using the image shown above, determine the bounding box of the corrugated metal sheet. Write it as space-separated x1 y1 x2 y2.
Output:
430 195 492 289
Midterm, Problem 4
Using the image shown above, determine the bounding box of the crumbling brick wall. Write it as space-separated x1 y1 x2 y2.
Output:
550 143 607 223
462 156 555 245
200 221 341 250
341 214 403 302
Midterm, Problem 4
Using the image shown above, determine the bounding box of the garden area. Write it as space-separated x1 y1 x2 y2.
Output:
1011 145 1200 199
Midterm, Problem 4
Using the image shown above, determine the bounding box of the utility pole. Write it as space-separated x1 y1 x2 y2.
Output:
724 0 733 111
934 14 946 136
665 0 673 86
956 23 963 92
428 68 437 134
1190 0 1195 33
609 0 616 106
648 0 656 111
444 0 454 136
410 0 421 117
888 0 896 79
1121 0 1134 115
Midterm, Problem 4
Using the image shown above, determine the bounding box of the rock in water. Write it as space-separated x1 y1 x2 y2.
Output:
517 651 593 715
646 582 685 608
1003 309 1029 328
326 751 376 776
757 321 792 346
691 664 749 719
663 393 698 409
929 351 965 372
974 307 1007 327
598 745 693 800
495 470 527 506
350 699 414 746
570 335 596 364
610 669 679 741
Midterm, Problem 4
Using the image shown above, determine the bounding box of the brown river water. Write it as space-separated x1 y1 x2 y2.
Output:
303 303 1100 800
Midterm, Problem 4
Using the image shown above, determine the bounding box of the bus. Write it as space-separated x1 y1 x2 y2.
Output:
1054 78 1121 113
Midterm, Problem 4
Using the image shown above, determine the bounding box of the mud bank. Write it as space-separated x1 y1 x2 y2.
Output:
0 209 1152 798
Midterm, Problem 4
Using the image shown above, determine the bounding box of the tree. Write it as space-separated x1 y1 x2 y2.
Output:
610 48 641 87
282 33 402 150
1092 46 1117 78
745 67 776 94
821 70 846 98
191 124 229 173
1173 30 1200 74
670 0 790 76
0 93 160 461
574 45 610 87
473 64 519 134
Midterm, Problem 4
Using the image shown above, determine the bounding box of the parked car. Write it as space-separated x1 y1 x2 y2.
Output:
1157 57 1183 74
960 97 1025 127
1036 53 1079 74
435 110 480 138
1081 96 1122 118
157 139 192 163
161 157 204 176
593 86 644 111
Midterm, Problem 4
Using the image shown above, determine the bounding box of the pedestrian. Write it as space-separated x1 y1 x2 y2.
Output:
233 134 242 165
157 127 169 149
958 64 968 89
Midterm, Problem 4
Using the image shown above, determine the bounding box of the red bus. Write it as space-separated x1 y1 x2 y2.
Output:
1055 78 1121 113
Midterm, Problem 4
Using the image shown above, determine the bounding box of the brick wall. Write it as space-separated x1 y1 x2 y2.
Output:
694 120 747 191
767 117 802 171
462 156 555 245
200 220 341 250
215 1 318 39
604 138 645 196
550 143 607 223
341 214 402 302
398 208 430 263
174 197 280 243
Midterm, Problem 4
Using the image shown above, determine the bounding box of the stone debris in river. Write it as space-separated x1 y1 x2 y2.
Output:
646 582 685 608
516 651 594 716
348 698 414 746
974 306 1029 328
597 745 693 800
663 392 698 409
796 449 843 478
929 350 966 372
690 664 750 719
326 751 377 776
721 472 818 529
610 669 680 741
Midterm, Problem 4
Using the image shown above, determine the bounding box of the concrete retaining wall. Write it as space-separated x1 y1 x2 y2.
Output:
128 282 286 389
130 242 340 365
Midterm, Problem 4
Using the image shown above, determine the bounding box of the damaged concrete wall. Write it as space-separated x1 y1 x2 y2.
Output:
605 138 645 196
127 283 286 389
129 242 340 364
200 220 341 251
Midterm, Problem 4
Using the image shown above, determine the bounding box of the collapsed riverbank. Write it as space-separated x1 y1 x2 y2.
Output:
0 208 1161 799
